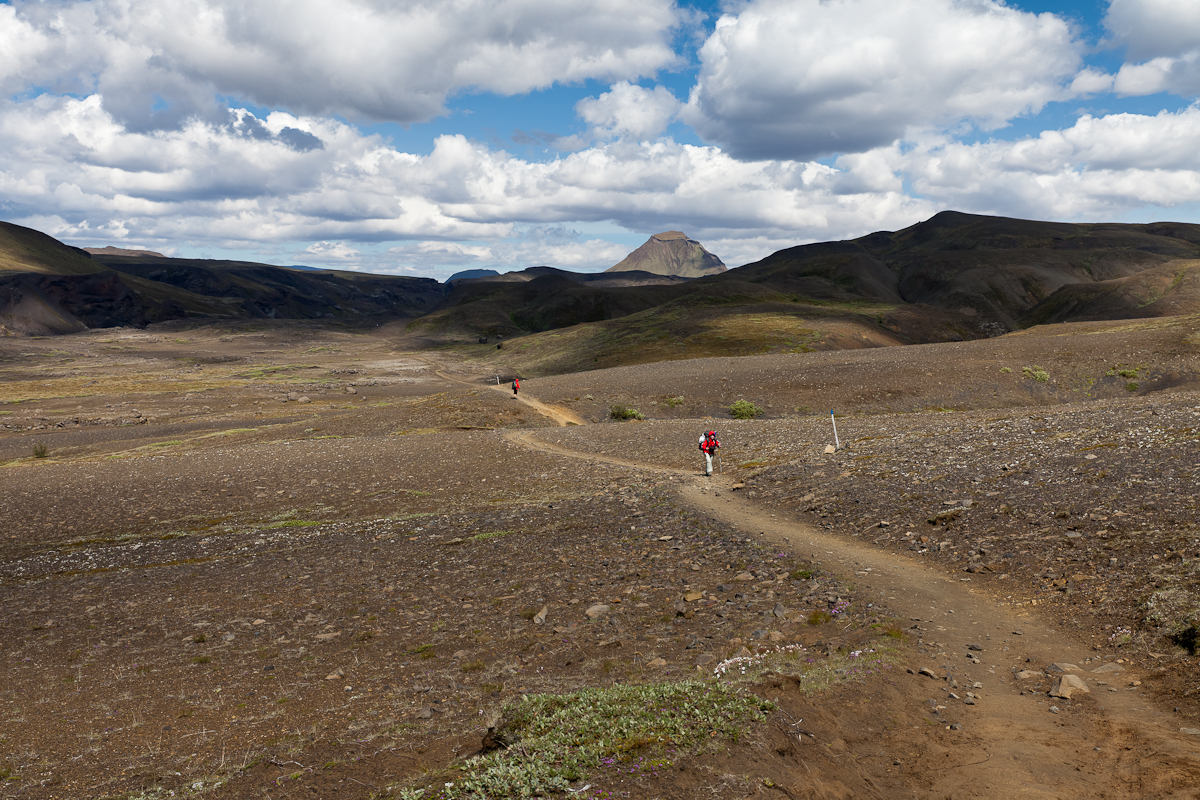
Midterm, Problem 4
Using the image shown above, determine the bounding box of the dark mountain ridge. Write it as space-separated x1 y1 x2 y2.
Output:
3 213 1200 345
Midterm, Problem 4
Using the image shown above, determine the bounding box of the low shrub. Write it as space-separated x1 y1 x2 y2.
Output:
1021 366 1049 383
609 405 645 421
729 399 763 419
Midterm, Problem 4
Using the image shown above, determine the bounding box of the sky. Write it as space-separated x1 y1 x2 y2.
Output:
1 0 1199 280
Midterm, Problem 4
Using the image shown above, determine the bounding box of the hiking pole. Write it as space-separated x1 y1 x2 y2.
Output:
717 453 722 474
830 410 841 451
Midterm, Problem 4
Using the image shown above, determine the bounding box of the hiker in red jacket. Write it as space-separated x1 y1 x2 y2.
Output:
512 376 520 396
699 430 720 476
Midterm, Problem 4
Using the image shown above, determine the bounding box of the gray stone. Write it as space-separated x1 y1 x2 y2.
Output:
918 667 937 679
533 605 548 625
1050 674 1090 699
1048 706 1060 714
1092 662 1125 674
773 603 787 618
585 604 609 620
695 653 716 667
966 643 983 652
1180 728 1200 735
1015 669 1042 680
1049 662 1081 672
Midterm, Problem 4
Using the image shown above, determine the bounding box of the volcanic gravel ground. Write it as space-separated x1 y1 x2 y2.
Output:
532 391 1200 716
3 319 1200 799
2 465 871 799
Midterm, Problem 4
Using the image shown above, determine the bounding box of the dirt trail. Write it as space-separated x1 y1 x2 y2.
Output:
507 424 1200 798
410 355 585 427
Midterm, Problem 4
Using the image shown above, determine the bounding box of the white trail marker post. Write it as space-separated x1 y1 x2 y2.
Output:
830 410 841 451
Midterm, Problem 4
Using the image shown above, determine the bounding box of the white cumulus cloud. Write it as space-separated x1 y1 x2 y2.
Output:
0 0 682 131
305 241 361 263
683 0 1085 161
1106 0 1200 97
576 82 683 140
899 105 1200 219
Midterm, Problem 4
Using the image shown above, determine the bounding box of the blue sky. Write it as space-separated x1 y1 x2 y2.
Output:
1 0 1198 278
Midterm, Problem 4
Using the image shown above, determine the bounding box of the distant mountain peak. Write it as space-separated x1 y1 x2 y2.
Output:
606 231 725 278
84 246 166 258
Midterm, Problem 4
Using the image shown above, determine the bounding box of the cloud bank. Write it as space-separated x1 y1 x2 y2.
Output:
1 0 1199 278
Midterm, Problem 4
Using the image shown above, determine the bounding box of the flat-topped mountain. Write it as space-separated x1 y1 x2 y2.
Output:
84 246 167 258
606 231 726 277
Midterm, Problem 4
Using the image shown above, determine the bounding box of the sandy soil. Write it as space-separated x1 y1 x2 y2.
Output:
1 318 1198 799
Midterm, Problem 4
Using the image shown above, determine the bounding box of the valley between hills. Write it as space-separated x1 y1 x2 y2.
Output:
1 311 1199 799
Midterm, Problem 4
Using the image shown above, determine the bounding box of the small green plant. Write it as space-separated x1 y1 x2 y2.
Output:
1125 382 1139 392
999 367 1012 374
422 682 771 799
664 395 684 408
471 530 514 542
32 443 48 458
807 609 831 625
192 633 206 644
788 567 816 581
729 399 763 419
1022 366 1049 383
462 660 486 673
192 656 211 665
609 404 645 421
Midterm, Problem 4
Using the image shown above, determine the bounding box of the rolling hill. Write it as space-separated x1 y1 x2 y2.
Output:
4 213 1200 364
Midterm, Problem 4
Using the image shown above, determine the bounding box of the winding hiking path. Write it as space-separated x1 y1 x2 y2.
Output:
409 354 586 426
499 390 1200 798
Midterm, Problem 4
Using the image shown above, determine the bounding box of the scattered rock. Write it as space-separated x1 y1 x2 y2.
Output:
533 605 548 625
1049 662 1081 672
585 604 609 620
683 591 703 602
918 667 938 679
1050 674 1090 699
325 668 344 681
647 658 667 667
1092 663 1125 674
1049 706 1060 714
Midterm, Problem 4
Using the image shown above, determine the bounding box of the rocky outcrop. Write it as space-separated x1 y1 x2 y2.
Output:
606 231 726 278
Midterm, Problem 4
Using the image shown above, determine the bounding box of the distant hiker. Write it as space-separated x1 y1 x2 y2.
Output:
512 377 520 396
699 429 720 476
